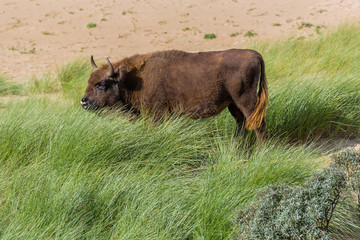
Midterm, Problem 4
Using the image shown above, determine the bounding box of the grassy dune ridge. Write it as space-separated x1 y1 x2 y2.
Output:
0 24 359 239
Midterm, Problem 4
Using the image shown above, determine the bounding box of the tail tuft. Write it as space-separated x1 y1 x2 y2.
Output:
245 56 268 130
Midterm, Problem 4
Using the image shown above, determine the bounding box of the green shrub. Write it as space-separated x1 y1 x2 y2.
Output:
332 149 360 207
234 148 360 239
234 168 346 240
332 149 360 239
330 148 360 239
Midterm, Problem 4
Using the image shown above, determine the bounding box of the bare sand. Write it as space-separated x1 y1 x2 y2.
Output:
1 0 360 82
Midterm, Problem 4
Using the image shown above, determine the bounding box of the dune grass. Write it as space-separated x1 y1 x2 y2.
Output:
0 100 324 239
0 75 22 96
29 59 91 97
250 24 360 139
0 24 359 239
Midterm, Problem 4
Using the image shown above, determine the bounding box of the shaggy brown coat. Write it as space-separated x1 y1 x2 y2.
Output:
81 49 268 143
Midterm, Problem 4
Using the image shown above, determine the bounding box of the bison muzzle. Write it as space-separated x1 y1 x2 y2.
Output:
81 49 268 143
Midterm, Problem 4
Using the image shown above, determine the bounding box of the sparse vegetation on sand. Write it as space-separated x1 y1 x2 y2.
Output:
0 24 359 239
244 30 257 37
204 33 216 39
86 23 97 29
298 22 314 30
230 32 240 37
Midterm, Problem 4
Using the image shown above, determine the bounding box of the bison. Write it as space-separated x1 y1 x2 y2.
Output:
81 49 268 143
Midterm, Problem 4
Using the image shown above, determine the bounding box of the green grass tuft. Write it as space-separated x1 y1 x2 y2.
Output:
86 23 97 29
298 22 314 30
29 73 60 94
204 33 216 39
244 30 257 37
56 58 92 102
28 58 91 102
0 75 22 96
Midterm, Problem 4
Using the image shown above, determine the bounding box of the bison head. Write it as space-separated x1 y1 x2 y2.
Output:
81 56 126 110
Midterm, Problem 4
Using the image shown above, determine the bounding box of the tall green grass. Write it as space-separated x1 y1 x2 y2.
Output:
0 100 323 239
267 73 360 139
29 59 91 98
250 24 360 139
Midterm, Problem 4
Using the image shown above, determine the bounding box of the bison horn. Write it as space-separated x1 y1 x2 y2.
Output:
106 58 115 77
90 55 98 69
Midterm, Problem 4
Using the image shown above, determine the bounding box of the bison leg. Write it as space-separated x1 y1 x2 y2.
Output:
230 93 266 145
228 104 246 137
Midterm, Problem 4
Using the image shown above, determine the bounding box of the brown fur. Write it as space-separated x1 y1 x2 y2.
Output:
81 49 268 143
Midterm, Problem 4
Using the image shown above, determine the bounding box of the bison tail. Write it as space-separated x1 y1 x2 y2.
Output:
245 56 268 130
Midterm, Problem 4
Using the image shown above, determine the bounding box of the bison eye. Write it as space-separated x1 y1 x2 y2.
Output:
96 83 106 91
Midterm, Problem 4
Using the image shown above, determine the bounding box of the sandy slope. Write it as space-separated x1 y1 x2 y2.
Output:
1 0 360 81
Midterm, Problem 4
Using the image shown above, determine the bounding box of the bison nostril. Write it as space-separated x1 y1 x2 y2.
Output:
80 97 88 106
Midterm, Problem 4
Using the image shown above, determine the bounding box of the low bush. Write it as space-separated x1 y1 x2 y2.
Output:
235 148 360 240
329 148 360 239
332 149 360 207
234 168 346 240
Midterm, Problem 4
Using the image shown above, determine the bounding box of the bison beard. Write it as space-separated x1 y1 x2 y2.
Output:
81 49 268 144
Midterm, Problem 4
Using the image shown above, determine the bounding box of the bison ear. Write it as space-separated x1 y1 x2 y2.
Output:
116 65 126 82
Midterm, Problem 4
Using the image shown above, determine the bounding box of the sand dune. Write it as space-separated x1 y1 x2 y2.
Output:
0 0 360 81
